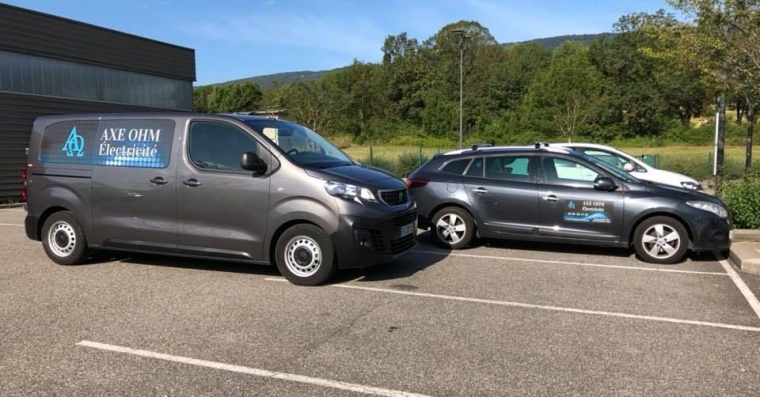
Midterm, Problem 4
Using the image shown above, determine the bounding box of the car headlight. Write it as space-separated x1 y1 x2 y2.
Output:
686 201 728 218
324 181 377 203
681 181 702 190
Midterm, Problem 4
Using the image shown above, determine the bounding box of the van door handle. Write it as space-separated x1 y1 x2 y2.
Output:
473 187 488 194
183 179 202 187
542 194 558 202
149 177 168 185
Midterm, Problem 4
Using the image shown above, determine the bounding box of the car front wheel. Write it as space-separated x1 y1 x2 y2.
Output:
633 216 689 264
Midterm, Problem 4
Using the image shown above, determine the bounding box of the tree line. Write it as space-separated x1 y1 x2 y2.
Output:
193 0 759 170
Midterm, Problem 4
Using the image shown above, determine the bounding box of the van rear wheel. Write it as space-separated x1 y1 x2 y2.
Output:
275 224 336 286
41 211 89 266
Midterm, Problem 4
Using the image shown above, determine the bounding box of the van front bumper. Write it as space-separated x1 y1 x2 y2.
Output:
332 207 418 269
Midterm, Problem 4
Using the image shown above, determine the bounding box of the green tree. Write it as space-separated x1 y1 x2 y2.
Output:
523 42 605 142
207 82 263 113
193 85 213 113
637 1 760 170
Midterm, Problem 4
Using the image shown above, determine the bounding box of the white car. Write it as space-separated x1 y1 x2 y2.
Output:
553 143 703 191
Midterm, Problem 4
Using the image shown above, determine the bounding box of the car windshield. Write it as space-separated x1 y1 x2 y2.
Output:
245 119 353 168
572 151 641 184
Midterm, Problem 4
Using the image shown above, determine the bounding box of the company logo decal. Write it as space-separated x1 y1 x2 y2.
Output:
61 127 85 157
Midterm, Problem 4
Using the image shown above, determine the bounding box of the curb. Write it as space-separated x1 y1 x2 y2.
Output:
729 243 760 275
0 203 25 209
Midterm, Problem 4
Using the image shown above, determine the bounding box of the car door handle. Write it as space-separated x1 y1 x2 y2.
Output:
149 177 168 185
542 195 558 202
473 187 488 194
183 179 202 187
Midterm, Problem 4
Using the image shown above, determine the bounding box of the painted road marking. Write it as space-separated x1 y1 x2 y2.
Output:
720 259 760 321
411 250 727 276
76 340 433 397
265 278 760 333
0 223 23 227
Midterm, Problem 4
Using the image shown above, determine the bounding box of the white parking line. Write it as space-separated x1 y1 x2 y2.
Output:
265 278 760 333
411 250 727 276
720 259 760 320
0 223 23 227
76 340 432 397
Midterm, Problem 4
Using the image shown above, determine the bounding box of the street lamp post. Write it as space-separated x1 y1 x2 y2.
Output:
452 28 469 149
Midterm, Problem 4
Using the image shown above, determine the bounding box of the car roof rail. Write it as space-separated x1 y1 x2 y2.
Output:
534 141 550 149
471 141 495 151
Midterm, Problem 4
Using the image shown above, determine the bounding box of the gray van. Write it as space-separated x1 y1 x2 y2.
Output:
22 113 417 285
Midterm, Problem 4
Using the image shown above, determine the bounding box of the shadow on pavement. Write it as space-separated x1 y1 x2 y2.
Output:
79 237 451 284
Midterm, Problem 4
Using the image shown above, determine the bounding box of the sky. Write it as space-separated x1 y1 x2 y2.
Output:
6 0 674 85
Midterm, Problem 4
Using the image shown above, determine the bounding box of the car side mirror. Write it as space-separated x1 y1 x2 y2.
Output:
593 176 618 191
241 151 267 174
623 162 635 172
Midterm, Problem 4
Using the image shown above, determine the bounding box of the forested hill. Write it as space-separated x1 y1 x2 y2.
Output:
507 33 616 49
203 33 611 88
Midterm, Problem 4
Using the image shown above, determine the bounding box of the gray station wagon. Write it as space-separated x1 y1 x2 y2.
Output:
407 143 731 264
23 113 417 285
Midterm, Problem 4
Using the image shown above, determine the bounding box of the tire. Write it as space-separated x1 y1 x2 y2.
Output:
275 224 337 286
633 216 689 264
41 211 89 266
430 207 474 250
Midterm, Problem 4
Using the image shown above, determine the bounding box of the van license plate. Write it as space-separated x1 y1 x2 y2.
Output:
399 223 415 237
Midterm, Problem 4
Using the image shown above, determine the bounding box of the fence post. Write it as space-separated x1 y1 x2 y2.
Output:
418 145 422 167
369 145 373 166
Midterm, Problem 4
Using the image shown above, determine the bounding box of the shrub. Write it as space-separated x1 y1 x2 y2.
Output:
720 177 760 229
396 151 430 178
330 134 354 149
357 156 399 177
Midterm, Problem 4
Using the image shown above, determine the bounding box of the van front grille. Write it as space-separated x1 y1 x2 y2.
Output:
380 189 409 206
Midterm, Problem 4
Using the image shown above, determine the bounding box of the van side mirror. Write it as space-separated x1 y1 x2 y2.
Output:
623 162 635 172
241 152 267 174
593 176 617 191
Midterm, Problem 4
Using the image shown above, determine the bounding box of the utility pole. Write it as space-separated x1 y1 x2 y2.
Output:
714 93 726 186
452 28 469 150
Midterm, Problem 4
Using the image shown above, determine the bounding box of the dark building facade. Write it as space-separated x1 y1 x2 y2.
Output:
0 3 196 201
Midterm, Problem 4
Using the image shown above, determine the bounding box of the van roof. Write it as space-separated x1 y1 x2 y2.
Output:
33 112 283 123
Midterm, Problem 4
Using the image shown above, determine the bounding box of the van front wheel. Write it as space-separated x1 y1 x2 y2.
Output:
275 224 336 286
41 211 89 266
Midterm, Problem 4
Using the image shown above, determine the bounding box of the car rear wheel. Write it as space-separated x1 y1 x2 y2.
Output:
633 216 689 264
41 211 89 266
275 224 337 286
431 207 474 250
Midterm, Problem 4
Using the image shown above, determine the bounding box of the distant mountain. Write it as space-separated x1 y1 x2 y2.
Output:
199 33 613 89
206 67 349 90
504 33 616 50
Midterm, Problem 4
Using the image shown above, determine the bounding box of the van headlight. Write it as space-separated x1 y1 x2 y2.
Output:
324 181 377 203
681 181 702 190
686 201 728 218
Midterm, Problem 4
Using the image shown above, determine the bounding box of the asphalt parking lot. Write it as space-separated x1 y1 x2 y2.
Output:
2 207 760 397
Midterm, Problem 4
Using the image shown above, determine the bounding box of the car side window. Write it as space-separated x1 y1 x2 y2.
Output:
541 156 599 187
465 157 484 177
188 121 269 172
485 155 532 182
441 158 472 175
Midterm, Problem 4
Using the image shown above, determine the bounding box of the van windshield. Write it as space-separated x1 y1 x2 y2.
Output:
245 120 353 168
